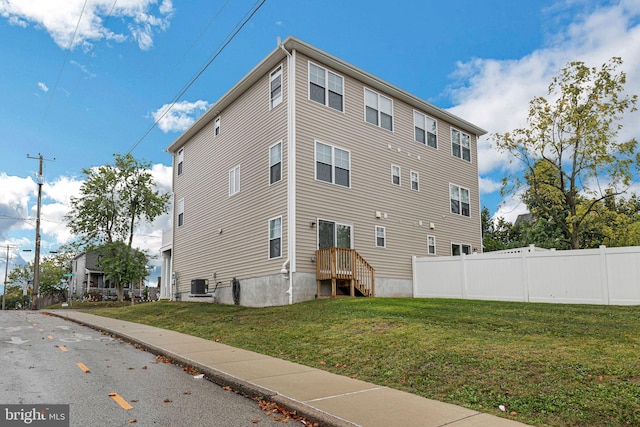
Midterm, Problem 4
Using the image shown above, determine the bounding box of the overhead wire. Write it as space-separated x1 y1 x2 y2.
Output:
126 0 268 154
160 0 233 84
37 0 90 134
71 0 120 93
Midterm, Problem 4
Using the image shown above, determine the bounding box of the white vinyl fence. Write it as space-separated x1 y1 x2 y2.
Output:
412 245 640 305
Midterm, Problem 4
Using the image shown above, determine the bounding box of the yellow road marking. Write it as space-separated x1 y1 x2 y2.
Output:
76 363 91 373
108 393 133 410
59 346 68 352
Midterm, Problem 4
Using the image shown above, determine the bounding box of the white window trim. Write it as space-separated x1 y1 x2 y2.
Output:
317 218 354 249
314 140 351 188
451 242 472 256
214 116 221 136
451 128 471 162
308 61 344 112
269 140 283 185
391 164 401 186
229 165 240 196
411 170 419 191
414 110 437 148
270 65 283 110
177 148 184 176
449 183 471 217
268 216 283 259
177 198 184 227
375 225 386 248
427 235 436 255
364 87 393 131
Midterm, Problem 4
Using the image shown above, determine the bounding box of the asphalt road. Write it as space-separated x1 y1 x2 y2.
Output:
0 310 287 426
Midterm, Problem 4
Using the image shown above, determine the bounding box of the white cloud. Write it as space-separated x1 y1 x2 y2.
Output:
0 0 174 51
447 1 640 181
2 162 173 259
0 173 35 239
152 100 209 133
493 191 529 224
479 176 502 195
37 81 49 92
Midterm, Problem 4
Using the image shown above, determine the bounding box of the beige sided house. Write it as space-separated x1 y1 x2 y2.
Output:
166 36 486 307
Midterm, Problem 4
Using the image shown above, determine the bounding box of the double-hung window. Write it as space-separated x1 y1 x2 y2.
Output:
269 217 282 259
450 184 470 217
411 171 419 191
269 142 282 184
414 111 437 148
315 141 350 187
309 63 343 112
214 116 221 136
427 235 436 255
451 129 471 161
177 148 184 176
375 226 386 248
391 165 401 186
365 88 393 131
270 66 282 109
229 166 240 196
177 198 184 227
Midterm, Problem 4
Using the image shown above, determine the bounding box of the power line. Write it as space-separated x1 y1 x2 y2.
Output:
126 0 268 154
160 0 232 85
37 0 90 134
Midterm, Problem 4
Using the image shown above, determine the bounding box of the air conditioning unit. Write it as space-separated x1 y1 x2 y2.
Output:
190 279 209 296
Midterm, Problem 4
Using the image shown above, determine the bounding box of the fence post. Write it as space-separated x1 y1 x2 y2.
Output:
412 256 417 298
461 253 468 299
521 248 530 302
599 245 610 305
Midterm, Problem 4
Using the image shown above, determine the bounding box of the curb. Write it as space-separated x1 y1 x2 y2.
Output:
46 311 355 427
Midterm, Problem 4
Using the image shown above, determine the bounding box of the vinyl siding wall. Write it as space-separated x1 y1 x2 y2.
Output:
171 61 289 295
293 52 481 282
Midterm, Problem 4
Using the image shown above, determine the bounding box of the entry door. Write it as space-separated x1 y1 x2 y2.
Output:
318 220 352 249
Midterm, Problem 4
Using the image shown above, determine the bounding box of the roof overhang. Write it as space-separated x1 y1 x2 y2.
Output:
166 36 487 154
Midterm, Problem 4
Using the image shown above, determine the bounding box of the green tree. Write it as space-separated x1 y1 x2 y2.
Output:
8 253 71 299
481 207 516 252
66 153 170 246
494 57 638 249
578 192 640 248
96 241 148 301
2 284 29 309
65 153 169 300
512 216 570 250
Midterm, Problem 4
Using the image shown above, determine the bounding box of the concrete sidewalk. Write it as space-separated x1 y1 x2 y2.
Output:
47 310 530 427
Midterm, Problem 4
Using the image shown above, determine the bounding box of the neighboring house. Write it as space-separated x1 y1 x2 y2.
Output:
70 252 116 299
70 251 140 300
165 36 487 307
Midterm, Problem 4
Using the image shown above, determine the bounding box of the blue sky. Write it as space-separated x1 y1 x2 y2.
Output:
1 0 639 274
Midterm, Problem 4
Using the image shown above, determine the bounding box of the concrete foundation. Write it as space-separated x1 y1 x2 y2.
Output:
176 273 413 307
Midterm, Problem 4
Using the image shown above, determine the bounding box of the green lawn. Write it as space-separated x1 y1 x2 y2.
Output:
79 298 640 426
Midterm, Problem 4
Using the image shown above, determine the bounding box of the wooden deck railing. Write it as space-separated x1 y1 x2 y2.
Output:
316 247 375 297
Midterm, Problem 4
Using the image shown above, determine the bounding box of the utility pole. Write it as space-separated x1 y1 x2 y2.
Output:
27 153 54 310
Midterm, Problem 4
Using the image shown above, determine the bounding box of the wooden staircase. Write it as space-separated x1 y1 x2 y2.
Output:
316 247 375 298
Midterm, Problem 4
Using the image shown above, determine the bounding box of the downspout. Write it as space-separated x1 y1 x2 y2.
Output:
280 41 296 304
